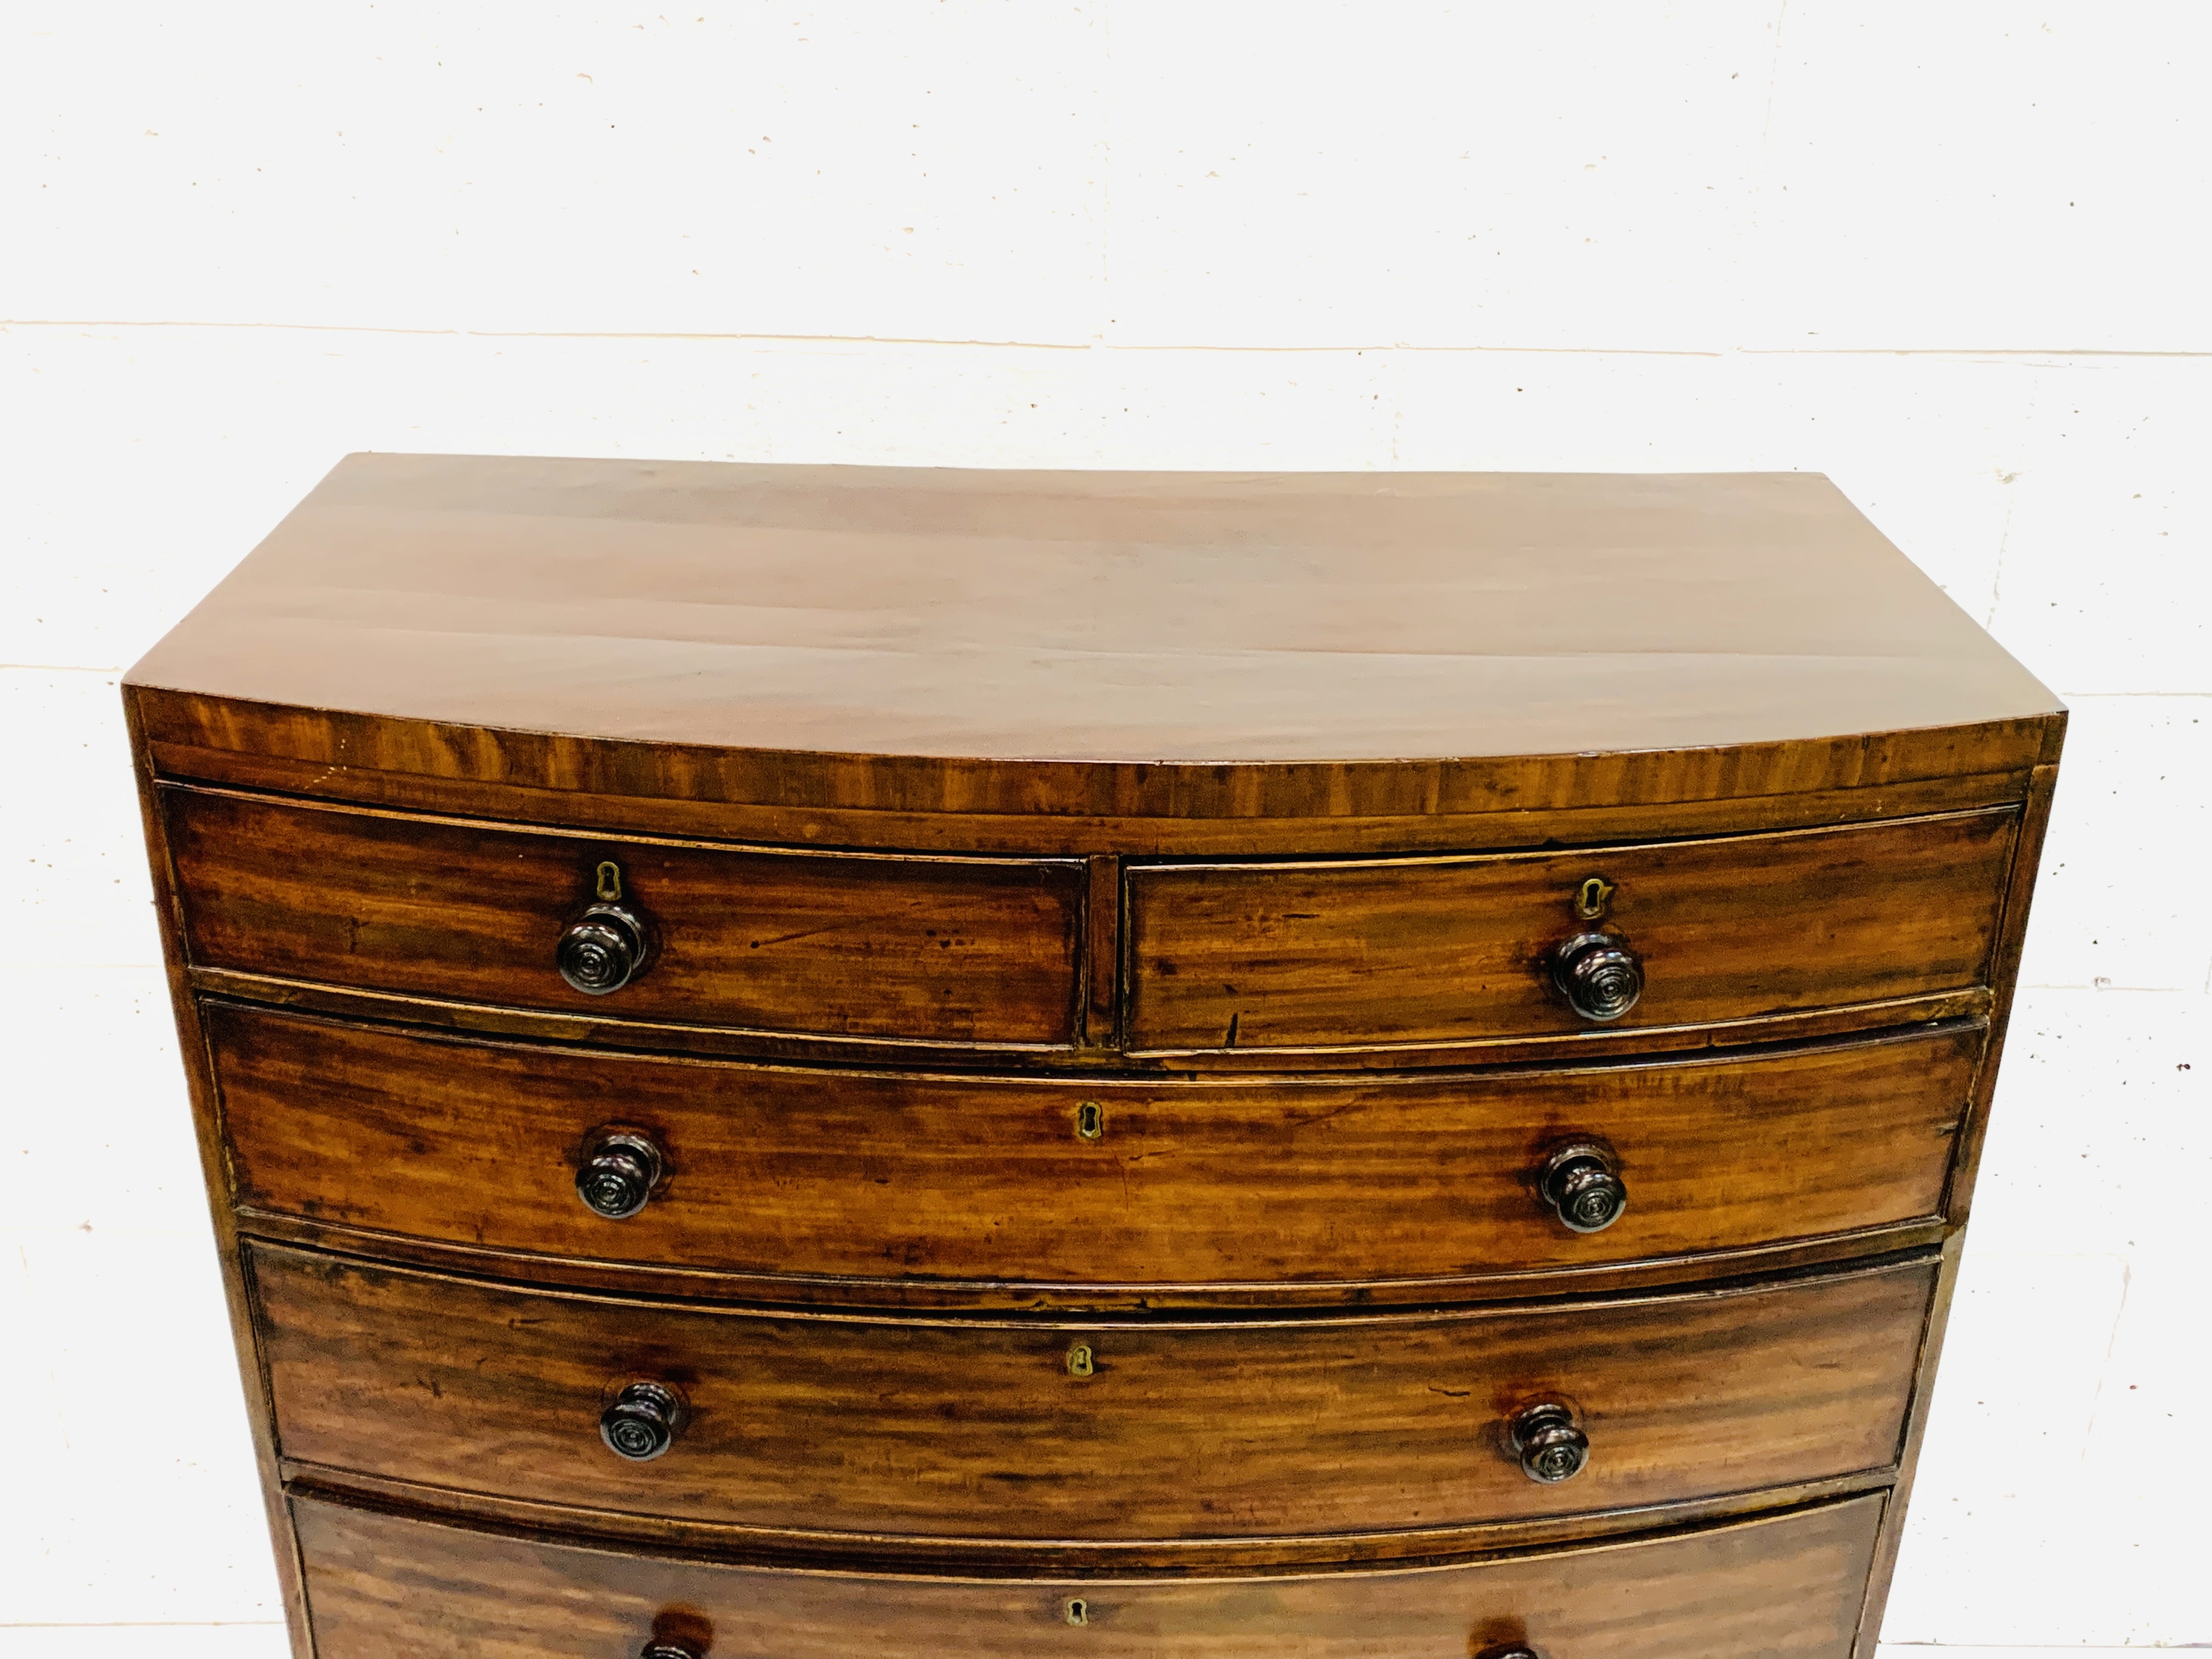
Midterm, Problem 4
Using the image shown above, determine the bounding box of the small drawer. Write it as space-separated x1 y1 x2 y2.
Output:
1125 809 2018 1053
162 786 1085 1046
217 1002 1977 1301
292 1486 1883 1659
255 1244 1931 1548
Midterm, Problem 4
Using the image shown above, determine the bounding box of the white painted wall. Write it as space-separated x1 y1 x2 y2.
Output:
3 4 2205 1652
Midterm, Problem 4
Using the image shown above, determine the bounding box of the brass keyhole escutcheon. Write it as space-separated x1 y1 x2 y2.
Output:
1075 1101 1104 1141
1574 876 1615 920
1064 1598 1090 1627
596 860 624 902
1066 1341 1096 1379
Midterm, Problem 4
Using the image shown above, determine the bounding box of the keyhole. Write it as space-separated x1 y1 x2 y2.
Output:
596 861 624 902
1066 1342 1095 1379
1064 1598 1090 1627
1574 876 1615 920
1075 1101 1104 1141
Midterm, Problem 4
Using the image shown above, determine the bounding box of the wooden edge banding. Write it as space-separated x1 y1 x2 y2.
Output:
184 967 1993 1075
1125 991 1996 1070
230 1209 1954 1314
141 732 2042 858
276 1463 1898 1578
1853 1233 1968 1657
1123 799 2024 874
185 968 1083 1064
1853 747 2060 1652
2039 707 2070 766
155 777 1087 871
135 685 2054 856
121 690 319 1659
244 1235 1940 1331
1944 763 2062 1229
201 991 1988 1086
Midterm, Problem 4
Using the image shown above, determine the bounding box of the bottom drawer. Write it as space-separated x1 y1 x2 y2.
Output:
292 1492 1884 1659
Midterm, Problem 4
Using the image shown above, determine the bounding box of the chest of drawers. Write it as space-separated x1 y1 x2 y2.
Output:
127 456 2062 1658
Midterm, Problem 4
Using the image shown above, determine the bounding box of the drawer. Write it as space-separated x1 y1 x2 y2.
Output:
217 1002 1978 1300
162 787 1084 1046
292 1489 1884 1659
255 1244 1931 1547
1126 809 2017 1053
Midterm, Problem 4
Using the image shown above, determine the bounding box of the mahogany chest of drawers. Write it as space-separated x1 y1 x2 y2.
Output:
127 456 2062 1659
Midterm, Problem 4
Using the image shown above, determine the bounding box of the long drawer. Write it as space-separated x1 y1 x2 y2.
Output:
161 786 1086 1046
254 1245 1932 1547
291 1491 1886 1659
217 1002 1977 1300
1126 809 2018 1053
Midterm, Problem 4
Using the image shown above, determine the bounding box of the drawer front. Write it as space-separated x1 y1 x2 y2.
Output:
255 1245 1931 1544
218 1002 1977 1296
1126 809 2017 1052
163 787 1084 1045
293 1491 1884 1659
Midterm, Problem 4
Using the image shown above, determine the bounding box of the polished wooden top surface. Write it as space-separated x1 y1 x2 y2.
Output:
130 453 2056 772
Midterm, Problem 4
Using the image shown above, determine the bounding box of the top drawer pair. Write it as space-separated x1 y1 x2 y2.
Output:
160 786 2018 1054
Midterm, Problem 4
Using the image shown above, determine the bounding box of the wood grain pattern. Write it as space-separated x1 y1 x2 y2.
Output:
1857 752 2063 1652
144 729 2045 855
1084 854 1121 1043
1126 810 2017 1053
123 458 2063 828
215 1001 1980 1303
252 1244 1932 1549
162 785 1085 1047
290 1489 1887 1659
275 1461 1900 1573
137 687 2058 844
122 706 319 1659
120 458 2065 1659
185 963 1995 1077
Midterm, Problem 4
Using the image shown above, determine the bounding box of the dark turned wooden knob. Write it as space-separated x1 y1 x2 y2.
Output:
1539 1143 1628 1234
1550 930 1643 1022
558 901 649 995
1510 1402 1590 1483
600 1381 683 1462
577 1132 664 1220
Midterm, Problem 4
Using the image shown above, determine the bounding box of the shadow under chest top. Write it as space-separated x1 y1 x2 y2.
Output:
126 455 2063 1659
